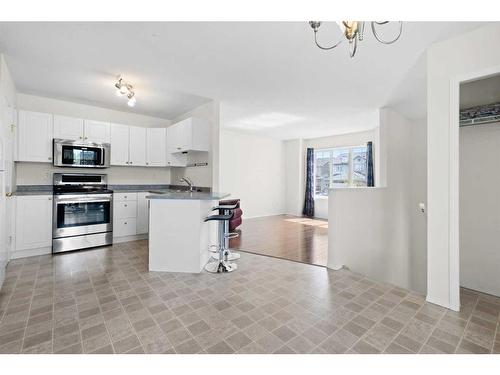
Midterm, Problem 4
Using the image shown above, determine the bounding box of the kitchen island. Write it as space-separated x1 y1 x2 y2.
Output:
146 191 230 273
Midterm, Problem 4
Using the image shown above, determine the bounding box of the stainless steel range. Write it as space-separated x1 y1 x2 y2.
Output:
52 173 113 253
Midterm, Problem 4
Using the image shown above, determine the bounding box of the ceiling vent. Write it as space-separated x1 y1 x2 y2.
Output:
460 102 500 127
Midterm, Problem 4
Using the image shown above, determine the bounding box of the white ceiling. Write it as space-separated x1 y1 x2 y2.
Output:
0 22 488 139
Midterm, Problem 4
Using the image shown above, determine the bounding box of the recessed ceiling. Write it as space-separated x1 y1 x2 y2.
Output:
460 74 500 109
0 21 488 138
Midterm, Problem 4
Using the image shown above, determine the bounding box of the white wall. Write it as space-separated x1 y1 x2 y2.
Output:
328 108 427 294
17 93 171 127
427 23 500 309
409 119 428 293
0 54 17 289
170 101 220 189
460 122 500 297
16 162 171 186
219 129 285 218
284 139 304 216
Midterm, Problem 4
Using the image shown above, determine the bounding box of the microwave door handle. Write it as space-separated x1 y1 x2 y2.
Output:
101 149 105 166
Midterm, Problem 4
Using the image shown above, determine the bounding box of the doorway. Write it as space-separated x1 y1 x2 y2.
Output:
459 74 500 300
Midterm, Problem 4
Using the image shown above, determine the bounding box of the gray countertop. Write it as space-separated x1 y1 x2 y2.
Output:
12 185 52 196
147 191 230 200
12 184 211 196
109 184 170 192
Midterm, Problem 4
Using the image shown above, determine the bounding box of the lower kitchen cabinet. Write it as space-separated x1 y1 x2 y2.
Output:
113 192 149 239
10 192 151 259
13 195 53 257
114 218 137 237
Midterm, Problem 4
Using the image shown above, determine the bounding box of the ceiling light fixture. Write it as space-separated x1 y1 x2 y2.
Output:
309 21 403 58
114 76 137 107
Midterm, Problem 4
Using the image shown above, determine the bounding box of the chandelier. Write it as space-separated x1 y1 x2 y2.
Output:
308 21 403 58
114 76 137 107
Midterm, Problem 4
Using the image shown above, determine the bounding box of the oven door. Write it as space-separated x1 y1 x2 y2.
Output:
53 194 113 238
53 140 109 168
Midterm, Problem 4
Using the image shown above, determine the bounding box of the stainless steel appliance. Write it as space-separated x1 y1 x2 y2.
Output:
53 139 110 168
52 173 113 253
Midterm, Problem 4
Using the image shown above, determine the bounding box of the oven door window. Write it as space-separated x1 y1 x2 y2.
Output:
61 145 103 166
57 201 110 228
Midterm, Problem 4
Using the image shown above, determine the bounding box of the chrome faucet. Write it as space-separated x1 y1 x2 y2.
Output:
180 177 195 192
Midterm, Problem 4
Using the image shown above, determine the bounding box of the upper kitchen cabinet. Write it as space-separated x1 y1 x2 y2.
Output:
53 115 84 141
167 117 210 153
53 116 110 143
84 120 111 143
146 127 167 166
110 123 130 166
129 126 147 166
110 123 147 166
17 110 53 163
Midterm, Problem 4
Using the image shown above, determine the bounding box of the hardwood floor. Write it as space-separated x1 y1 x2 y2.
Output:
229 214 328 267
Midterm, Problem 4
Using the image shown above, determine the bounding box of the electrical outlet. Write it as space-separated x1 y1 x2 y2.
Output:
419 203 426 213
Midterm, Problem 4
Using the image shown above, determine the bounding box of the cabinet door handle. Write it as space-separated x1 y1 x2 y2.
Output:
5 192 12 197
48 197 52 200
48 157 52 160
124 204 128 207
79 136 83 139
124 222 127 225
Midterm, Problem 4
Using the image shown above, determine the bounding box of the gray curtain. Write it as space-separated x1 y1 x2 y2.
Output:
367 141 374 187
303 148 315 217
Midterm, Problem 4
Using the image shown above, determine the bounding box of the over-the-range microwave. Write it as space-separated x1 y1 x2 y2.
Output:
53 139 110 168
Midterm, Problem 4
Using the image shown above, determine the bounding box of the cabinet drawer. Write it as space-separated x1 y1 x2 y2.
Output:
113 218 137 237
114 192 138 202
114 201 137 219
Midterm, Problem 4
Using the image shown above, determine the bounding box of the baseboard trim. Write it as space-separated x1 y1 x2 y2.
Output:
113 233 148 244
10 246 52 260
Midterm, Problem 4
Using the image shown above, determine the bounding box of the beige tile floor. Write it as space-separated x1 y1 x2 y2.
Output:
0 240 499 354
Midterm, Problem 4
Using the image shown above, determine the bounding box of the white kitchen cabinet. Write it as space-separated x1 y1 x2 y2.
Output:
137 192 149 234
110 123 130 166
84 120 111 143
110 124 147 166
53 116 110 143
114 200 138 220
17 110 53 163
14 195 52 251
114 218 137 237
166 125 187 167
167 117 210 154
113 192 139 238
53 115 84 141
146 128 167 166
129 126 147 166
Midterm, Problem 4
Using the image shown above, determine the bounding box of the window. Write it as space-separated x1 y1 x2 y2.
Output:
314 145 369 196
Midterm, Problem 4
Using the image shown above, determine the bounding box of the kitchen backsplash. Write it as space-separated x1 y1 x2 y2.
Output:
15 162 172 185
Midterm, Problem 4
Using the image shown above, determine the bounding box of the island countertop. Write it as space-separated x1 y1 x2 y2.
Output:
146 191 230 200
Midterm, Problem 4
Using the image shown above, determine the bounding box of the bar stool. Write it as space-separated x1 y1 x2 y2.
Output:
204 209 238 273
211 204 241 261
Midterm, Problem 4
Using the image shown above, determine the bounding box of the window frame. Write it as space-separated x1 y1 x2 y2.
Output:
313 144 369 198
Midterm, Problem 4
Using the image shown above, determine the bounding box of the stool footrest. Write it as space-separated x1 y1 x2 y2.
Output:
204 213 233 222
